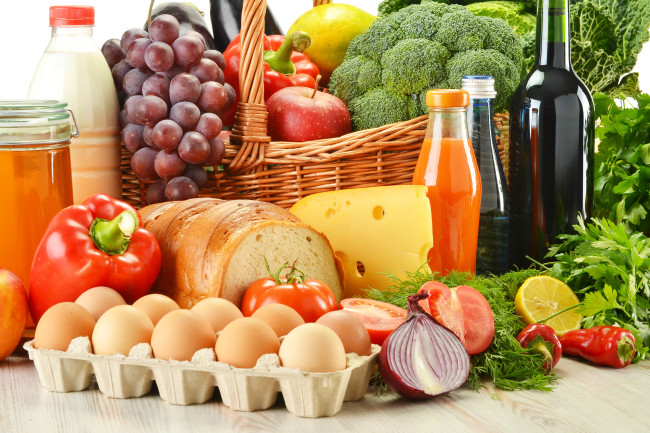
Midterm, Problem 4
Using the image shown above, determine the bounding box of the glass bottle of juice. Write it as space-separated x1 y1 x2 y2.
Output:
413 89 482 275
28 5 122 204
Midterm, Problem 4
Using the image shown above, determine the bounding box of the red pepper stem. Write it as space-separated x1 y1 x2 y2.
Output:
89 210 139 255
618 335 636 364
263 31 311 75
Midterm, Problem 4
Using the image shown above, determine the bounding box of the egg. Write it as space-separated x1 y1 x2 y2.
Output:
315 310 372 355
75 286 126 321
279 323 347 373
92 305 154 356
132 293 180 325
151 309 216 361
191 298 243 333
215 318 280 368
251 303 305 337
33 302 95 351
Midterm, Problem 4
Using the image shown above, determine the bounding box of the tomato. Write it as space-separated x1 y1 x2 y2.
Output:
340 298 407 345
241 270 337 323
418 281 495 355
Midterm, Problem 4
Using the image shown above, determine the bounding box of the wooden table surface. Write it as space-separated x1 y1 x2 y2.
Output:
1 347 649 433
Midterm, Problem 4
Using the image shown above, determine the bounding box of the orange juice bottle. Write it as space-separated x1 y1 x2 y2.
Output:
413 89 482 275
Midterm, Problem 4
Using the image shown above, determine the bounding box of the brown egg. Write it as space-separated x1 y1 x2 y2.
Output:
316 310 372 355
75 286 126 322
215 318 280 368
279 323 347 373
251 303 305 337
151 309 216 361
191 298 243 333
132 293 180 325
34 302 95 351
92 305 154 356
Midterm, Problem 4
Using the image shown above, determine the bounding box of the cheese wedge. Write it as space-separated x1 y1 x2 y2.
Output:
290 186 433 298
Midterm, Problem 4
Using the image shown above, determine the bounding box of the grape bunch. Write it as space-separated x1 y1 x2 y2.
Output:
101 14 235 204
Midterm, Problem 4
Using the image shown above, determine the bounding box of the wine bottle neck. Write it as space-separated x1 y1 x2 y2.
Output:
535 0 571 70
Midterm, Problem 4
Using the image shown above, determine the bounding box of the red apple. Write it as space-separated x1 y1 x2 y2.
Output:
266 86 351 142
0 269 29 361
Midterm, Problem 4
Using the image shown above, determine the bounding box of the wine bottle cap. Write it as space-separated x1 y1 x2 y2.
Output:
425 89 469 108
461 75 497 99
49 6 95 27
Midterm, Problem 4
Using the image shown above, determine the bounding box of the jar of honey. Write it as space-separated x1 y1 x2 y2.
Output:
0 100 76 298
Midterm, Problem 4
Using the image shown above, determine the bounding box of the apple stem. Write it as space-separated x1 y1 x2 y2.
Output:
311 75 322 99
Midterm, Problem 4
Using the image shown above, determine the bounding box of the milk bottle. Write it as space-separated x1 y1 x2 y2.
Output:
28 5 122 203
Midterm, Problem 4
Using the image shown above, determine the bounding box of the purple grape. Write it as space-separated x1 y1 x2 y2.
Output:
146 179 168 204
144 41 174 72
154 150 186 180
195 113 222 140
111 60 132 91
203 50 226 71
169 101 201 131
148 14 180 45
102 38 125 69
132 95 168 126
124 95 143 123
171 35 204 69
203 137 226 167
143 125 155 146
126 37 153 69
123 68 152 96
121 123 146 153
152 119 183 151
161 64 184 81
131 146 159 181
119 109 129 128
169 73 201 105
142 73 171 106
189 58 220 83
178 131 210 164
120 28 148 53
182 164 208 189
197 81 228 114
183 31 206 51
165 176 199 201
224 83 236 111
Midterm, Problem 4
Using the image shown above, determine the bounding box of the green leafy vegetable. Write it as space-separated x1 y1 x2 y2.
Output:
367 267 559 392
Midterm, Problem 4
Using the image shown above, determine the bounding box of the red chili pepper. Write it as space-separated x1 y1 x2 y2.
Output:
558 326 636 368
221 31 320 126
516 323 562 373
28 194 161 323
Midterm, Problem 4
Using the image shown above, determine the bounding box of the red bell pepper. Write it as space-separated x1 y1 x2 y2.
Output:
28 194 161 323
516 323 563 373
221 31 320 126
558 326 636 368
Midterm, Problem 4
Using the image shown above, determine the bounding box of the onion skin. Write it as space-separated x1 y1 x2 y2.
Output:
378 291 470 399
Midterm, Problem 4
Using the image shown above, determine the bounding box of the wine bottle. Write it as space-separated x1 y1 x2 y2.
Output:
508 0 594 268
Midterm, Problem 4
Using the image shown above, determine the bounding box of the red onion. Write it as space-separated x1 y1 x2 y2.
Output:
378 291 470 399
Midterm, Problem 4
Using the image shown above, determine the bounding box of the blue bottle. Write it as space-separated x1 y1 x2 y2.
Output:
462 76 510 275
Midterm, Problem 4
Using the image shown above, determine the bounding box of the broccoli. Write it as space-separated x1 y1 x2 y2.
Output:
435 10 487 53
522 31 536 72
329 56 382 106
392 4 442 40
446 49 520 113
406 93 427 118
377 0 419 17
478 16 524 69
352 18 405 62
381 39 450 94
348 87 409 131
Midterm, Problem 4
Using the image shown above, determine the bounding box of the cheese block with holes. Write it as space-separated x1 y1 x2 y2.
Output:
140 198 344 308
290 186 432 298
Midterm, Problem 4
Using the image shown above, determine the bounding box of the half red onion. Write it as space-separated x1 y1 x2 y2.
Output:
378 291 470 399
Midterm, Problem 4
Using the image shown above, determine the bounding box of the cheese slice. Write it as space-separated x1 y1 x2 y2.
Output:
290 185 433 298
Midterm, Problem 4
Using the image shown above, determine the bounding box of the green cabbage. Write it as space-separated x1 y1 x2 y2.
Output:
466 1 536 36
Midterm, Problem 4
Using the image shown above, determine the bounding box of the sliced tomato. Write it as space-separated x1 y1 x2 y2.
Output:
419 281 495 355
340 298 407 345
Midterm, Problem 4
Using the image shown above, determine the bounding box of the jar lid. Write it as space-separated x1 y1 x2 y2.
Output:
0 100 77 146
425 89 470 108
461 75 497 99
49 6 95 26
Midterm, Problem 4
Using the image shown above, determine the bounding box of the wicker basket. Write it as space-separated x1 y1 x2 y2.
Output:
120 0 509 208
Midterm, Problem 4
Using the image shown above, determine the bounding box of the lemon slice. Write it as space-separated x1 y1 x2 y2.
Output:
514 275 582 335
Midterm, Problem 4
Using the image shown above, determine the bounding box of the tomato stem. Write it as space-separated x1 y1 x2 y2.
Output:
264 257 306 284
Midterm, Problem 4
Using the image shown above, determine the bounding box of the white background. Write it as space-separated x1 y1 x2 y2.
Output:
0 0 648 98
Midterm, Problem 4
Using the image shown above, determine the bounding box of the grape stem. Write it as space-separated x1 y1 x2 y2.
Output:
148 0 155 29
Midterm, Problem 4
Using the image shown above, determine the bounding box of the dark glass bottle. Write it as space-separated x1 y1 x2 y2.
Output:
508 0 594 268
462 76 510 275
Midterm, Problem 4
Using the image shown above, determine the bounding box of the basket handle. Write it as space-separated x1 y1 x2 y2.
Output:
228 0 332 173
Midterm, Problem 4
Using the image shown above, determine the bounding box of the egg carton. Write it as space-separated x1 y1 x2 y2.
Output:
23 338 380 418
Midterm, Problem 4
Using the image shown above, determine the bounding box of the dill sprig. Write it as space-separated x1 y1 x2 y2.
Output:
366 266 559 392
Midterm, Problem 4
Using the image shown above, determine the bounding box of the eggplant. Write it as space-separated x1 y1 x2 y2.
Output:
210 0 283 52
144 2 217 50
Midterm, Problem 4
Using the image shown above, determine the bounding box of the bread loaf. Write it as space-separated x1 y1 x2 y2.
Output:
140 198 344 309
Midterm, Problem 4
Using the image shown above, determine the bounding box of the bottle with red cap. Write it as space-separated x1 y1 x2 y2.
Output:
412 89 482 275
28 5 122 204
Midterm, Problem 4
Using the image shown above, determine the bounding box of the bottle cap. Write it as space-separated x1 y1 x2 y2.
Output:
49 6 95 26
425 89 470 108
461 75 497 99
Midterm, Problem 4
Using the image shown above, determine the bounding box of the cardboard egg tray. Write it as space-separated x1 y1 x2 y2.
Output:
23 338 380 418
